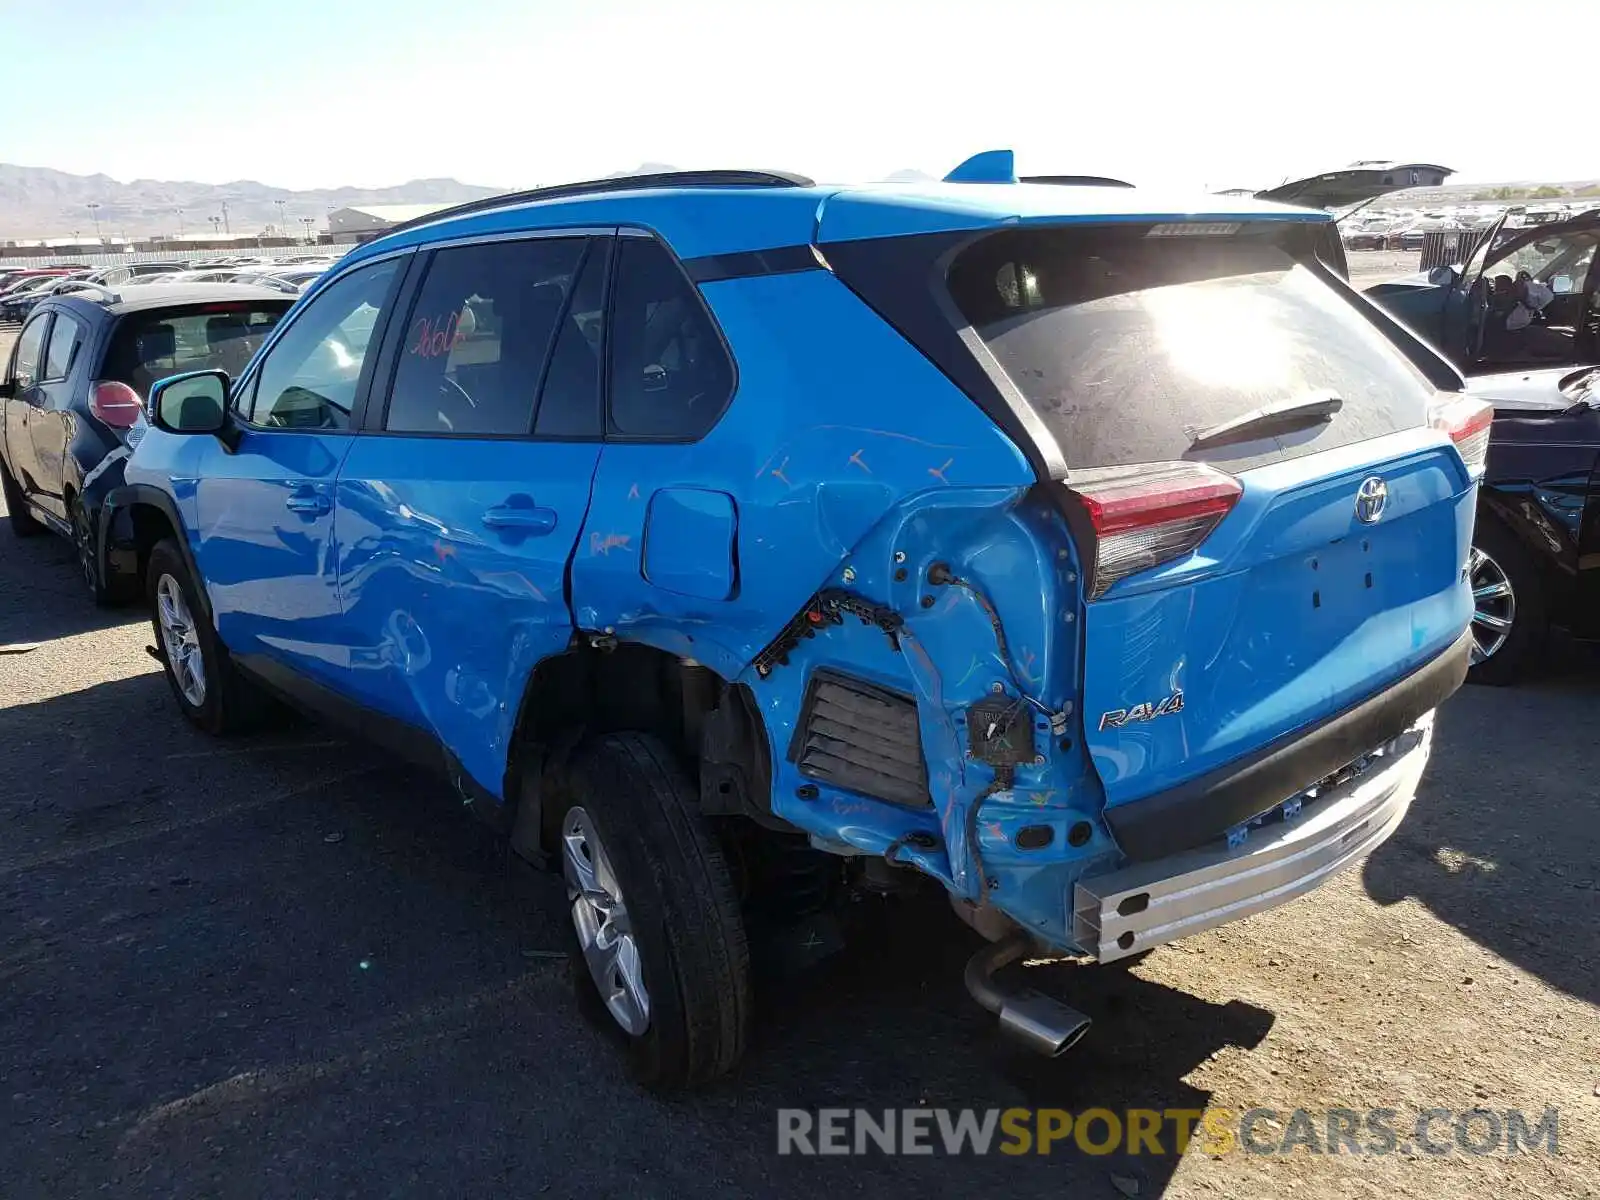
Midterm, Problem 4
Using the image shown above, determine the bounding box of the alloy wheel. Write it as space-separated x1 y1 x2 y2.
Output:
72 503 97 592
1468 545 1516 664
562 805 650 1036
156 574 207 706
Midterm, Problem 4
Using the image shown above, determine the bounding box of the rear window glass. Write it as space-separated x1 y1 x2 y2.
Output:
104 303 289 398
948 225 1435 468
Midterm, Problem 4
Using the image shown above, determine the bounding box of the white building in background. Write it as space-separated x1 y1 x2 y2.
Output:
326 204 453 241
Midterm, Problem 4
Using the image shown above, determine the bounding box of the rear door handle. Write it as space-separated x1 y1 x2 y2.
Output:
285 490 331 515
482 501 557 535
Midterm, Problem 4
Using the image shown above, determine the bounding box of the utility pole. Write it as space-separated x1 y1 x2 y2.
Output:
221 201 231 234
300 216 315 243
175 208 185 237
274 199 287 239
209 215 222 238
86 201 102 242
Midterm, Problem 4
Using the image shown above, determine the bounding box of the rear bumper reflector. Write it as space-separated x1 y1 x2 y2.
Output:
1101 626 1471 861
1073 716 1432 961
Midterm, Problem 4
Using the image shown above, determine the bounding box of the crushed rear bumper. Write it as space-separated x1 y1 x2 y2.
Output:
1072 714 1432 962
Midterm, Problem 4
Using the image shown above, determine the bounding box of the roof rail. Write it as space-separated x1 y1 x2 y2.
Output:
379 169 817 237
1021 174 1135 189
58 281 121 304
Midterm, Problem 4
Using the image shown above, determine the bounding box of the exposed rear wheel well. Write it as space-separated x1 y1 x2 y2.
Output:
505 642 779 861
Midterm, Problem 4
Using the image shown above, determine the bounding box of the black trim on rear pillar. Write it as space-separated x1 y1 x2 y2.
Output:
682 244 821 284
1104 628 1472 862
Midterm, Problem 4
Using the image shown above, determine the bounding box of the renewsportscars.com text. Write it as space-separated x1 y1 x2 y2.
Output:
776 1107 1561 1157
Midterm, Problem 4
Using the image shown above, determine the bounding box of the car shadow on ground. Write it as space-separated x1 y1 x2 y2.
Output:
1 670 1272 1198
1362 645 1600 1008
0 527 147 645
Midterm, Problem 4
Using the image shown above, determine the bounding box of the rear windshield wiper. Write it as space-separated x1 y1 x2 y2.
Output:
1187 392 1344 451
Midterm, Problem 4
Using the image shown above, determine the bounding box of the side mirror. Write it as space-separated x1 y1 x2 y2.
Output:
150 369 230 434
1426 265 1458 287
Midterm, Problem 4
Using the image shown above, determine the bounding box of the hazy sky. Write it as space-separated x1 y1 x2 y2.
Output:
2 0 1585 191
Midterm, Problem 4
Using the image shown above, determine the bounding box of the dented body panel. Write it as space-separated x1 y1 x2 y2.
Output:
119 174 1474 962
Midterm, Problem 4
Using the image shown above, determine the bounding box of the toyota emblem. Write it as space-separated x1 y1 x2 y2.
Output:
1354 477 1388 524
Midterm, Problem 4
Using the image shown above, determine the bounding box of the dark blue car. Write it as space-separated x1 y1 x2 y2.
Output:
110 157 1483 1089
1 284 291 601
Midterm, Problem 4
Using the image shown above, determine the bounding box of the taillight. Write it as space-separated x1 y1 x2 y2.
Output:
1428 394 1493 475
90 381 145 429
1068 462 1243 599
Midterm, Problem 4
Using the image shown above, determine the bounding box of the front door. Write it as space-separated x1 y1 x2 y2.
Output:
191 256 406 692
335 234 607 800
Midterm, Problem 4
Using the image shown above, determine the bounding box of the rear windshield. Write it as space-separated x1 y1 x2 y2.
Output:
104 303 289 397
948 225 1435 469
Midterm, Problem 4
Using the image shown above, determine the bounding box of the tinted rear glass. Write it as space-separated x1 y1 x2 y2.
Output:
104 303 289 397
948 225 1435 468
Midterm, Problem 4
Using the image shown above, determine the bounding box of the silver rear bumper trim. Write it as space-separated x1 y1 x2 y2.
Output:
1073 714 1433 962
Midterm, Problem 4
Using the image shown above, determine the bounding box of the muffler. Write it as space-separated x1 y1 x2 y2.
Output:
963 934 1092 1058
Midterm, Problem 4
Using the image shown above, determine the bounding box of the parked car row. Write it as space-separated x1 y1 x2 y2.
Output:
0 160 1532 1091
0 256 340 324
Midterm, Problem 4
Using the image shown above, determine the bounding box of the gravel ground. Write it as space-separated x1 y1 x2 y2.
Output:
0 321 1596 1199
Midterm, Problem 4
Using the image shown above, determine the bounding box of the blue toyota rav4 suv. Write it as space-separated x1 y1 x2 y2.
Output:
108 154 1485 1089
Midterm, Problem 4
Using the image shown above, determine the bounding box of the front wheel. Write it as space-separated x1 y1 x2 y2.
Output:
146 539 269 733
550 732 751 1091
1466 518 1547 686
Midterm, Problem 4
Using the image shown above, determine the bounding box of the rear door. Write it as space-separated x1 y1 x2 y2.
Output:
2 312 52 502
26 308 90 520
334 233 606 799
190 257 406 689
943 221 1475 809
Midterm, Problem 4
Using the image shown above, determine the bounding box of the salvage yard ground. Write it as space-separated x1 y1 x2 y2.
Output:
0 306 1596 1198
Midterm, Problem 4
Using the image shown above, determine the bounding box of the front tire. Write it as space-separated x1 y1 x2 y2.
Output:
1466 517 1546 686
1 458 42 538
146 539 267 734
550 732 751 1091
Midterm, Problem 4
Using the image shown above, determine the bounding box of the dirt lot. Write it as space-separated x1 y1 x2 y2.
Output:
0 322 1596 1199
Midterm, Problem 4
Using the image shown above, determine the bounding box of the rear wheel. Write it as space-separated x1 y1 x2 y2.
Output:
549 732 750 1091
1466 518 1546 686
1 458 42 538
147 539 269 734
71 496 133 606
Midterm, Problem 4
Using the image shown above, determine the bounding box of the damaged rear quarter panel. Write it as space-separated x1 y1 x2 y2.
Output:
568 268 1117 939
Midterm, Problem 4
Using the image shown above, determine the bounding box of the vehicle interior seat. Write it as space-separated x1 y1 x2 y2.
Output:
206 314 255 376
129 324 177 398
438 282 566 434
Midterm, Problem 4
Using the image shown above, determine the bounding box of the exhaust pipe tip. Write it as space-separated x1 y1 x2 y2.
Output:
997 991 1093 1058
964 933 1092 1058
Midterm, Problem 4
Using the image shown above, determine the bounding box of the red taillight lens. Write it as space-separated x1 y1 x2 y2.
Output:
1428 394 1493 474
90 380 145 429
1068 462 1243 599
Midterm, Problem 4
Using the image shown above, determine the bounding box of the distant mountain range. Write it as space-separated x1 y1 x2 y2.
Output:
0 162 946 241
0 164 507 240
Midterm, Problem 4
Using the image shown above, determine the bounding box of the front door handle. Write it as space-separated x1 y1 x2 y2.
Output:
285 490 331 515
482 499 557 536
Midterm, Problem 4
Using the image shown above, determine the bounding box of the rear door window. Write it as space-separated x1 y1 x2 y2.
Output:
383 237 586 436
948 224 1436 469
43 312 85 381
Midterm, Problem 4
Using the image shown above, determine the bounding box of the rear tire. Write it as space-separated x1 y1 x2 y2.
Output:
1 458 42 538
146 538 269 734
1466 517 1546 686
71 495 133 607
549 732 751 1091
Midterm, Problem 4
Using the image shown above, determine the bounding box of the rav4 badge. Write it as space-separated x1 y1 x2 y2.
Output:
1099 691 1185 731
